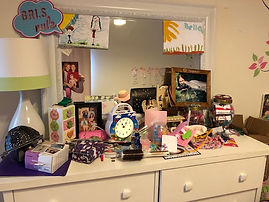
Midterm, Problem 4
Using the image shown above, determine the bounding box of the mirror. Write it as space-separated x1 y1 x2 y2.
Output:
42 1 215 113
91 17 201 95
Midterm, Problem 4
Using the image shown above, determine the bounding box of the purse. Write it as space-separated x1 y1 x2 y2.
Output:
71 140 105 164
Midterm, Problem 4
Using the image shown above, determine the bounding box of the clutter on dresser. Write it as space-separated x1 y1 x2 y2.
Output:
25 142 69 174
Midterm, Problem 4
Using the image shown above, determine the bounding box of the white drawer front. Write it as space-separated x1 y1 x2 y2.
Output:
196 189 256 202
160 156 265 202
14 172 156 202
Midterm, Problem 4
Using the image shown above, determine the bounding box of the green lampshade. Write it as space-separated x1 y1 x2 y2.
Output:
0 38 50 91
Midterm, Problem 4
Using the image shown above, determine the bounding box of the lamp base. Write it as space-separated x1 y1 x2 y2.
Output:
8 91 45 137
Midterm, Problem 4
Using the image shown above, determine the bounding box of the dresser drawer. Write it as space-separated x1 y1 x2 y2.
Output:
160 156 265 202
14 172 156 202
195 189 256 202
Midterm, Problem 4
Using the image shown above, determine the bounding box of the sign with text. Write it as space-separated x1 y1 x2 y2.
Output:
13 0 63 38
163 21 205 55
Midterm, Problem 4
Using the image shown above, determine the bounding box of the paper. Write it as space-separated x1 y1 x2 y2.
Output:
162 135 177 153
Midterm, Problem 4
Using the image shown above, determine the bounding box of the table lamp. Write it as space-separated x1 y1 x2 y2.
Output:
0 38 50 137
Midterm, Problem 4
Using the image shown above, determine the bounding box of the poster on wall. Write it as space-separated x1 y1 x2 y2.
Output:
13 0 63 38
260 93 269 119
163 21 205 55
59 14 110 49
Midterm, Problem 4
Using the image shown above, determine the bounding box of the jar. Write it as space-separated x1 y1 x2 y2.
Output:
187 105 205 125
211 94 234 127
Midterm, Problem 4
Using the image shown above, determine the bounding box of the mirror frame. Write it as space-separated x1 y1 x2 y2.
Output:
41 0 216 132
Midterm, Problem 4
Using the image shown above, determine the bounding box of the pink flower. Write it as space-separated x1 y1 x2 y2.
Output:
249 54 268 77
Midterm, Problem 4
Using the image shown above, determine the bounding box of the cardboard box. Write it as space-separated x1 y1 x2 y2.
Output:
25 143 69 174
48 105 76 143
245 116 269 144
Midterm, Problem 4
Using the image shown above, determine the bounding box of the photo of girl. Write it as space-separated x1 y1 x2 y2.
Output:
78 107 98 134
74 102 104 140
175 72 207 103
62 62 85 100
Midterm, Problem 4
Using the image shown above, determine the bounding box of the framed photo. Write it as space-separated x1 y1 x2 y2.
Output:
74 102 102 138
260 94 269 119
171 67 211 107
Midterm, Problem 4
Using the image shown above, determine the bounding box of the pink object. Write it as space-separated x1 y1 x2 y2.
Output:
145 109 167 128
63 118 75 131
170 121 194 147
140 138 151 151
79 130 108 140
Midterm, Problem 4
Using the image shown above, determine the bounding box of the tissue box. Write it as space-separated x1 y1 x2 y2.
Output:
25 143 69 174
48 105 76 143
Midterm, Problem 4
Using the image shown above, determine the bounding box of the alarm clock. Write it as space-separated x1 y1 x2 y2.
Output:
105 103 139 139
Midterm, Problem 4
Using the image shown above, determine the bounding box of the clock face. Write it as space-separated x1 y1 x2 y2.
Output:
114 117 134 139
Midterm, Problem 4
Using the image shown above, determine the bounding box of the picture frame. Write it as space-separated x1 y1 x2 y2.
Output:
260 93 269 119
74 102 102 138
171 67 211 107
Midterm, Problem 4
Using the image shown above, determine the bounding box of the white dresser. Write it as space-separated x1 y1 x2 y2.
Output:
0 135 268 202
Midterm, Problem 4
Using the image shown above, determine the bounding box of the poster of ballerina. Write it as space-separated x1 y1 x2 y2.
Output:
59 14 110 49
163 21 204 55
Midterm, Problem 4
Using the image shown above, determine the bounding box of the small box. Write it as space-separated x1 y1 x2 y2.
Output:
25 143 69 174
48 104 76 143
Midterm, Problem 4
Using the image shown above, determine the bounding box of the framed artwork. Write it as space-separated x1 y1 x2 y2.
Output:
260 94 269 119
74 102 102 138
171 67 211 107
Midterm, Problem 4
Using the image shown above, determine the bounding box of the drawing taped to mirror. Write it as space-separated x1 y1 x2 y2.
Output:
59 14 110 49
163 21 205 55
131 66 166 87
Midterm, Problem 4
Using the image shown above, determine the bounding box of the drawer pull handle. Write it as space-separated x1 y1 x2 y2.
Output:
239 173 248 183
121 188 132 199
184 182 193 192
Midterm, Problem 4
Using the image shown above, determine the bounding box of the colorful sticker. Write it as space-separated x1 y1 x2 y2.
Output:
63 117 74 131
50 109 59 120
50 121 59 131
63 106 74 120
50 131 60 142
65 128 74 139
